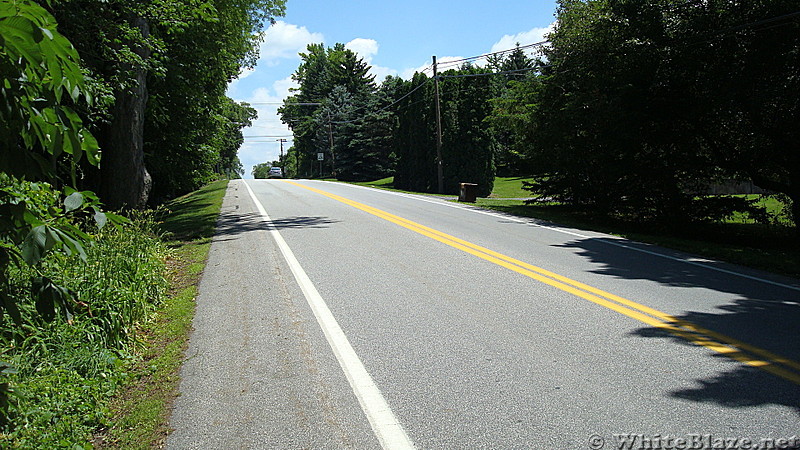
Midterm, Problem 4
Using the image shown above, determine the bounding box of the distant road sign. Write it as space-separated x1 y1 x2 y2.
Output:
317 152 324 161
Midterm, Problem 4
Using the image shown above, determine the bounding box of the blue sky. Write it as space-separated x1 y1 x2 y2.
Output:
227 0 559 178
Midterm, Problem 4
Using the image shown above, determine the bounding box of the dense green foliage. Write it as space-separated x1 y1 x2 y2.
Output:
280 47 498 194
492 0 798 224
47 0 284 205
0 212 167 446
0 1 121 351
0 0 99 182
252 162 268 179
486 46 535 176
279 43 393 180
0 0 284 443
369 67 498 196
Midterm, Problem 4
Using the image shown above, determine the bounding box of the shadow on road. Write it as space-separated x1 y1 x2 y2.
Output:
214 209 338 238
554 237 800 412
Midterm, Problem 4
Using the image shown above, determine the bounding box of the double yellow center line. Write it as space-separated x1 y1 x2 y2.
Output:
284 180 800 385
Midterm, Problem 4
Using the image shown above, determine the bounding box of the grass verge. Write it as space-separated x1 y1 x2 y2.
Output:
98 179 228 448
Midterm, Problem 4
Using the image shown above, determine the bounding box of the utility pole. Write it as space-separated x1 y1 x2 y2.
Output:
433 56 444 194
282 101 322 179
276 138 287 176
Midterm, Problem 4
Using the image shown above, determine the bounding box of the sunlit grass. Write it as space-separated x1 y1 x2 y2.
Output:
101 180 228 448
488 176 534 198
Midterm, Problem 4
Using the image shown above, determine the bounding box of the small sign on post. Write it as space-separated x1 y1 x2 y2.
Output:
317 152 324 161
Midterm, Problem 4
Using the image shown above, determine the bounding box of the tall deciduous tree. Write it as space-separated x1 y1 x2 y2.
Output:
50 0 285 206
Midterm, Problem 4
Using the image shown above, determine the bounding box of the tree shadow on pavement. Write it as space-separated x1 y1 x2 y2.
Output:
554 237 800 412
214 209 338 239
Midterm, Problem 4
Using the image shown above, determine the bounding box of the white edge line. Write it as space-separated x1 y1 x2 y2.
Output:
241 180 415 449
330 181 800 292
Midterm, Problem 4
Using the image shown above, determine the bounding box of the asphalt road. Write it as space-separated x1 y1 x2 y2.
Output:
167 179 800 449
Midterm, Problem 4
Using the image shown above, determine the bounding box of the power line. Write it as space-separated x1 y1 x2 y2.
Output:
269 8 800 134
330 78 433 125
246 42 544 130
438 66 539 80
247 102 323 105
434 40 550 70
681 9 800 47
243 134 294 137
325 42 547 126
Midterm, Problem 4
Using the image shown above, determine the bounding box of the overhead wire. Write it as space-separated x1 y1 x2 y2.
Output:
326 42 549 126
245 42 545 131
242 135 294 138
438 66 539 80
247 5 799 143
329 78 432 125
434 40 549 71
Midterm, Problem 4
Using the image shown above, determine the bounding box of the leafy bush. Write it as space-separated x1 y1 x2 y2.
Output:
0 200 167 446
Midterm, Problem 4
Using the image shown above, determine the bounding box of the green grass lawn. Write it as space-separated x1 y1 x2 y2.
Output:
489 176 535 198
347 177 449 197
352 176 394 189
101 180 228 448
349 176 534 199
158 179 229 242
727 194 793 226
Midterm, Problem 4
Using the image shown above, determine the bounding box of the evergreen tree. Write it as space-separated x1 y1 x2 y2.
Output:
492 0 799 224
281 43 389 180
392 73 437 192
440 65 496 196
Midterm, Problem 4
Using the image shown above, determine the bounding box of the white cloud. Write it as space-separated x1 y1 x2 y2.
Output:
400 62 432 80
238 66 256 80
226 21 321 99
345 38 379 63
272 76 297 100
345 38 398 83
489 22 555 55
396 23 556 80
258 21 325 66
370 65 398 83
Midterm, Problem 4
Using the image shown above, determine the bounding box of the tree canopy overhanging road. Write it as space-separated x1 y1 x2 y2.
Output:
168 179 800 449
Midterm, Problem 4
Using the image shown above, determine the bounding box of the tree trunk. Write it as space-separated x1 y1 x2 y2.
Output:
100 16 151 209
